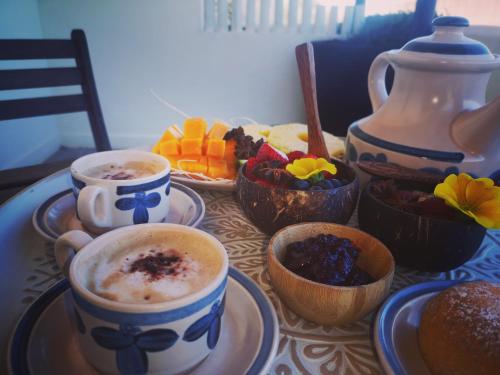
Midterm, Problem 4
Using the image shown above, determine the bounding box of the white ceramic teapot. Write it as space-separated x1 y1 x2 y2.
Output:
346 16 500 182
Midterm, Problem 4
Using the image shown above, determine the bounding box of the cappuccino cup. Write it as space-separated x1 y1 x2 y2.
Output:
55 223 228 375
71 150 171 231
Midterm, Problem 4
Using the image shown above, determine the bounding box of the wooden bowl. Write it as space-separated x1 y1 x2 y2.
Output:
236 160 359 235
267 222 395 326
358 180 486 272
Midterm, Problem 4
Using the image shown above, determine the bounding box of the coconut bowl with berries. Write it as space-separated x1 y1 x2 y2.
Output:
357 162 494 272
236 144 359 235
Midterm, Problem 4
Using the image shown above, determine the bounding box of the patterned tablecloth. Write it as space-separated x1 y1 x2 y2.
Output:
6 178 500 375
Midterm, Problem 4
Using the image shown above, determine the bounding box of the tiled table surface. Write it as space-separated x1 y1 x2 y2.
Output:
1 170 499 374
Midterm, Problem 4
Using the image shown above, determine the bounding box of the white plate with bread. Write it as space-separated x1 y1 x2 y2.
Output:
375 280 500 375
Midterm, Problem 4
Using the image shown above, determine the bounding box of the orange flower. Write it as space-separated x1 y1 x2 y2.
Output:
434 173 500 229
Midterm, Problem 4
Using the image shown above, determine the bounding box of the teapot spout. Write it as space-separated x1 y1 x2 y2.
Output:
451 95 500 158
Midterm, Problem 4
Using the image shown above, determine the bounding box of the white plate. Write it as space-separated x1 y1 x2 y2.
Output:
374 280 467 375
8 267 279 375
170 175 236 192
32 182 205 242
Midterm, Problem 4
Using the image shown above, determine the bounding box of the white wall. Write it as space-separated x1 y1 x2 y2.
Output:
0 0 61 169
38 0 316 149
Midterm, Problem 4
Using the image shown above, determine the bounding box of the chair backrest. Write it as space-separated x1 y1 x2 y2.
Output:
0 29 111 151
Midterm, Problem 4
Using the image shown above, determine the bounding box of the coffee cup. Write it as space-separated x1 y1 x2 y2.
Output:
54 223 229 374
70 150 171 231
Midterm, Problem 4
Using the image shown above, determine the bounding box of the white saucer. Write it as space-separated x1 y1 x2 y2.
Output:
32 182 205 242
8 267 279 375
374 280 467 375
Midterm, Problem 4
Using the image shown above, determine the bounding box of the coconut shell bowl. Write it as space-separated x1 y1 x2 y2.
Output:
236 160 359 236
358 179 486 272
267 222 395 326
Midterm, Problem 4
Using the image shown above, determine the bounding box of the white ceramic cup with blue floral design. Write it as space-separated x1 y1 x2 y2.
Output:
70 150 171 232
54 223 229 375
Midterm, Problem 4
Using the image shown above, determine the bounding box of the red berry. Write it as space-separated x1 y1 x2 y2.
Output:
323 171 337 179
287 151 306 162
245 157 258 178
255 144 289 165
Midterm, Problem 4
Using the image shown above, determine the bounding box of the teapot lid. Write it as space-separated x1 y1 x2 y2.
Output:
398 16 497 64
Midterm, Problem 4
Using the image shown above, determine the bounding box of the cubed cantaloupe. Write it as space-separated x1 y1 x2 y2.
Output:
159 140 180 156
224 139 237 162
152 140 161 154
207 122 229 140
178 156 207 174
184 118 207 139
207 158 229 178
160 124 183 142
206 139 226 158
181 138 203 156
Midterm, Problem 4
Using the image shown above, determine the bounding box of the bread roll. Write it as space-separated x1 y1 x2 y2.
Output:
418 281 500 375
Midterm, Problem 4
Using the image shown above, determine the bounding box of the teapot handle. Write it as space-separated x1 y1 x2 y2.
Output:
368 52 391 112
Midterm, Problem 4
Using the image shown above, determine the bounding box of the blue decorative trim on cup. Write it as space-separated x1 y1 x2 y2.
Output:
183 295 225 349
72 276 227 326
432 16 469 27
116 174 170 195
115 191 162 224
376 280 466 375
350 124 465 162
402 41 489 56
91 324 179 374
71 176 86 190
165 181 171 196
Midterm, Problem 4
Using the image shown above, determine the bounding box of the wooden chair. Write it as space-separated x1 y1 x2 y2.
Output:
0 29 111 199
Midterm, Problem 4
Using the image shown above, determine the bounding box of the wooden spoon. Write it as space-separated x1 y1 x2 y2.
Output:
295 42 330 160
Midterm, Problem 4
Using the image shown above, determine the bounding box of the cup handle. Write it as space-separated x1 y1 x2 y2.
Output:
54 230 93 278
77 185 112 228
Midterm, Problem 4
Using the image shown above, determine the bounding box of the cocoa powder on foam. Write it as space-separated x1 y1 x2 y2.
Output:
80 232 223 304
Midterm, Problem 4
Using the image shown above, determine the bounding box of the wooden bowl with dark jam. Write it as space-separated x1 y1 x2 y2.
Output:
267 222 394 326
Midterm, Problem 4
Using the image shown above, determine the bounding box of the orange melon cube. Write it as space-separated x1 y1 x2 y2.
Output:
224 139 237 162
202 137 208 155
206 139 226 158
227 163 237 179
207 158 229 179
178 156 207 174
184 118 207 139
152 141 161 154
159 140 180 156
181 138 203 156
207 122 229 140
165 156 180 169
160 124 183 142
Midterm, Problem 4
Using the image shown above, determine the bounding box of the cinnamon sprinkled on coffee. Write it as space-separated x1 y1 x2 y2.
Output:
128 250 183 281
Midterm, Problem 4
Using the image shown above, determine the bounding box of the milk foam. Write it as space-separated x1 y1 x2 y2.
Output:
84 236 222 304
83 161 161 180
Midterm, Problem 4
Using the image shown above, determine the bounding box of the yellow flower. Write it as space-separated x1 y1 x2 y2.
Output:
285 158 337 180
434 173 500 229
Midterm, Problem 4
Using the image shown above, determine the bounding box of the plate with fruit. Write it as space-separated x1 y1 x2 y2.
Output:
151 119 345 191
